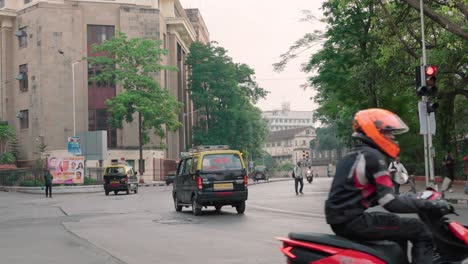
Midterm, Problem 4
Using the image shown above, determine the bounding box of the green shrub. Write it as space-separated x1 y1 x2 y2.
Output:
0 152 14 164
18 179 43 187
84 177 101 185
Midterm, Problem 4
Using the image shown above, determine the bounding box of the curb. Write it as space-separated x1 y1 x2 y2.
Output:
248 177 293 186
0 185 103 194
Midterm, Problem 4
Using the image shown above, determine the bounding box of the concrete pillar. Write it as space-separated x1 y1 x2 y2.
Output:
0 17 13 121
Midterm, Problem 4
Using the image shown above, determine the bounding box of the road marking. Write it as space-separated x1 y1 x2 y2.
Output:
248 204 325 219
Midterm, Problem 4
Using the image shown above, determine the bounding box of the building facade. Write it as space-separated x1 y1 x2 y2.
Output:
0 0 209 172
263 126 316 165
262 103 314 132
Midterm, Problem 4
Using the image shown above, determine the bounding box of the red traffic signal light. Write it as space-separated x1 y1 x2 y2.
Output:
417 65 438 97
425 65 437 76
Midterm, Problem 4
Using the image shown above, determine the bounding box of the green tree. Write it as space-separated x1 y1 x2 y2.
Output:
312 125 344 151
8 136 20 165
0 121 16 164
85 32 183 173
186 42 269 159
275 1 467 164
0 121 14 154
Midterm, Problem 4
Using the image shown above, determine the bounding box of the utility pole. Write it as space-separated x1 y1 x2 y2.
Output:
418 0 436 189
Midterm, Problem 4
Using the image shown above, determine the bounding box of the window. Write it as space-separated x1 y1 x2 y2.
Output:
0 0 5 8
87 25 114 45
24 0 31 4
18 64 28 92
17 27 27 48
190 158 198 174
202 154 242 171
19 109 29 129
302 140 306 146
88 108 116 148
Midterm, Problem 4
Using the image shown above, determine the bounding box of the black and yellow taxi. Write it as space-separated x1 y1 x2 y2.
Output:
172 145 248 216
103 162 138 195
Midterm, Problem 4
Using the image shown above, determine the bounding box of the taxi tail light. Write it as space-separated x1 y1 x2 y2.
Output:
197 176 202 190
122 176 128 183
244 174 248 187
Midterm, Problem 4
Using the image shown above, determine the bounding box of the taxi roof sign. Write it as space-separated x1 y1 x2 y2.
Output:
187 145 230 153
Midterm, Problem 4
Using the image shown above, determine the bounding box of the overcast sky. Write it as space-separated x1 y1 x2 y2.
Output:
180 0 326 112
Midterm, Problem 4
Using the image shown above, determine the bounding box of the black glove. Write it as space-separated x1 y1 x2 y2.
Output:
430 200 454 215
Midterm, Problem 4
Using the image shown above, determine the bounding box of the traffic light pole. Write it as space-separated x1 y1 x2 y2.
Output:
419 0 436 189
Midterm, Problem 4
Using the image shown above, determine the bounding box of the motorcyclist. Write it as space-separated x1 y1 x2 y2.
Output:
325 108 453 264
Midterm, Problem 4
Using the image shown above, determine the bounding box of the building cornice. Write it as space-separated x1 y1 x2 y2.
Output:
166 17 196 44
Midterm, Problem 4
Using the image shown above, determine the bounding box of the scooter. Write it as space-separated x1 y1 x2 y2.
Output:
277 190 468 264
306 170 313 183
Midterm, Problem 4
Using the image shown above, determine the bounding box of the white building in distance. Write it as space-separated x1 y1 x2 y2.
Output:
262 103 314 132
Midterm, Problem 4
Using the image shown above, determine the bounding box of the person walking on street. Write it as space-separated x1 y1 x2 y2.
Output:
388 157 408 195
293 161 304 195
464 155 468 195
442 150 455 193
44 169 53 198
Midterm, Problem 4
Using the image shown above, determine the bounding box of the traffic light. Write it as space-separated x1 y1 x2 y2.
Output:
417 65 438 96
305 151 310 159
302 150 306 158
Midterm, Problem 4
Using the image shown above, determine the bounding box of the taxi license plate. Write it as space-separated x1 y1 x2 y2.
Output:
214 183 233 191
111 180 119 184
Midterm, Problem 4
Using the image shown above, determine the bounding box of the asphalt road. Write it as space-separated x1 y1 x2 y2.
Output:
1 177 466 264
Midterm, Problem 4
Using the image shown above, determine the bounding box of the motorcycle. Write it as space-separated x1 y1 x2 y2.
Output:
306 170 313 183
277 190 468 264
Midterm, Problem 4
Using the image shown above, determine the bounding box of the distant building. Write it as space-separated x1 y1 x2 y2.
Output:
263 126 316 165
262 103 314 132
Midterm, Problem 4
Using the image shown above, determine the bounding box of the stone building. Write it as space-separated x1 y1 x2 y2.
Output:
263 126 316 165
0 0 209 174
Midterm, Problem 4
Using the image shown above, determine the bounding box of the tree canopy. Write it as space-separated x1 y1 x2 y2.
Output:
186 42 269 159
85 32 182 145
275 0 467 163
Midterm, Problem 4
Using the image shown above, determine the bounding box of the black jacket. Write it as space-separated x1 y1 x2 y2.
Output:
325 140 436 225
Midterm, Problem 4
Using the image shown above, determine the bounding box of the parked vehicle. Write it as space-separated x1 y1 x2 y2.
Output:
253 165 269 182
103 162 138 196
172 145 248 216
277 190 468 263
165 171 176 185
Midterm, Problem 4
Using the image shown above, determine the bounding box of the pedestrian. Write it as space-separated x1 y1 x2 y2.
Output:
464 155 468 195
44 169 53 198
442 150 455 193
293 161 304 195
388 157 408 195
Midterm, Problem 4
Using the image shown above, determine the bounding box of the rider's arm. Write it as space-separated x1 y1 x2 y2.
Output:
367 154 444 213
364 153 424 213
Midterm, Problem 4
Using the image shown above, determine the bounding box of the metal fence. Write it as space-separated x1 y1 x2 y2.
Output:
0 168 42 186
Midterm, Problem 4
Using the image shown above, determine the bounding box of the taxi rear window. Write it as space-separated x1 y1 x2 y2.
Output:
105 167 125 175
202 154 242 171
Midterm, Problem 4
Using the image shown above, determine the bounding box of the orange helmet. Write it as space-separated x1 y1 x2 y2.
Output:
353 108 409 158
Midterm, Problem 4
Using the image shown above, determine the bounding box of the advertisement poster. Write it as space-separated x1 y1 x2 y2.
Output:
48 156 85 184
67 136 82 155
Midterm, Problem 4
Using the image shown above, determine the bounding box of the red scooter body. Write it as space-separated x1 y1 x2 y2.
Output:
278 191 468 264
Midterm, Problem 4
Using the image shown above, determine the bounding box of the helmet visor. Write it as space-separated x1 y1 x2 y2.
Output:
377 114 409 135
